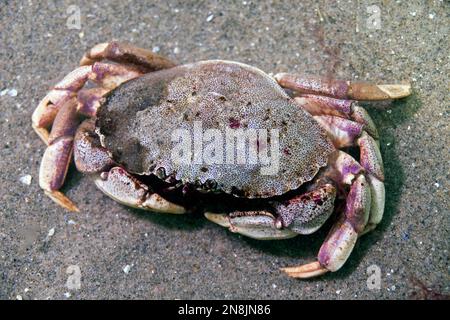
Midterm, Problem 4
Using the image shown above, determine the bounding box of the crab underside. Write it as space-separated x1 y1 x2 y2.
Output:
32 41 411 278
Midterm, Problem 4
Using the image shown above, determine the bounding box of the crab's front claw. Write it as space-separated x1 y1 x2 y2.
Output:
204 211 297 240
272 184 336 235
94 167 186 214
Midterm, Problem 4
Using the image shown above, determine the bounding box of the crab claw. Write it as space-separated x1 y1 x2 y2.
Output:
204 211 297 240
272 184 336 235
94 167 186 214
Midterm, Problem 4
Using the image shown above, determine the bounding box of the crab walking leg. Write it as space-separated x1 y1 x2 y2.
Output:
32 66 92 144
204 211 298 240
39 98 80 212
32 63 142 144
313 116 385 229
294 95 379 139
282 174 371 278
281 128 386 277
80 41 177 71
274 73 411 101
76 88 111 117
313 115 364 148
94 167 186 214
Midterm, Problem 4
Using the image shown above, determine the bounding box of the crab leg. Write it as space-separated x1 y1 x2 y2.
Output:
32 63 142 144
282 174 371 278
293 92 388 229
80 41 177 71
294 95 379 138
76 88 110 117
32 66 92 143
311 115 385 222
34 62 144 211
280 117 385 277
39 98 80 211
274 73 411 101
34 43 181 212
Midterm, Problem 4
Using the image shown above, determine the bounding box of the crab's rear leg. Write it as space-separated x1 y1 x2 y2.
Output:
74 120 186 214
274 73 411 100
80 41 177 71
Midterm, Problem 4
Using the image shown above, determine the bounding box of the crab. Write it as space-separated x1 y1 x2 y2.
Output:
32 42 411 278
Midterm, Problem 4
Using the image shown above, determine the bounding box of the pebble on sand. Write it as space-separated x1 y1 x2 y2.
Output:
123 265 132 274
19 174 32 185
